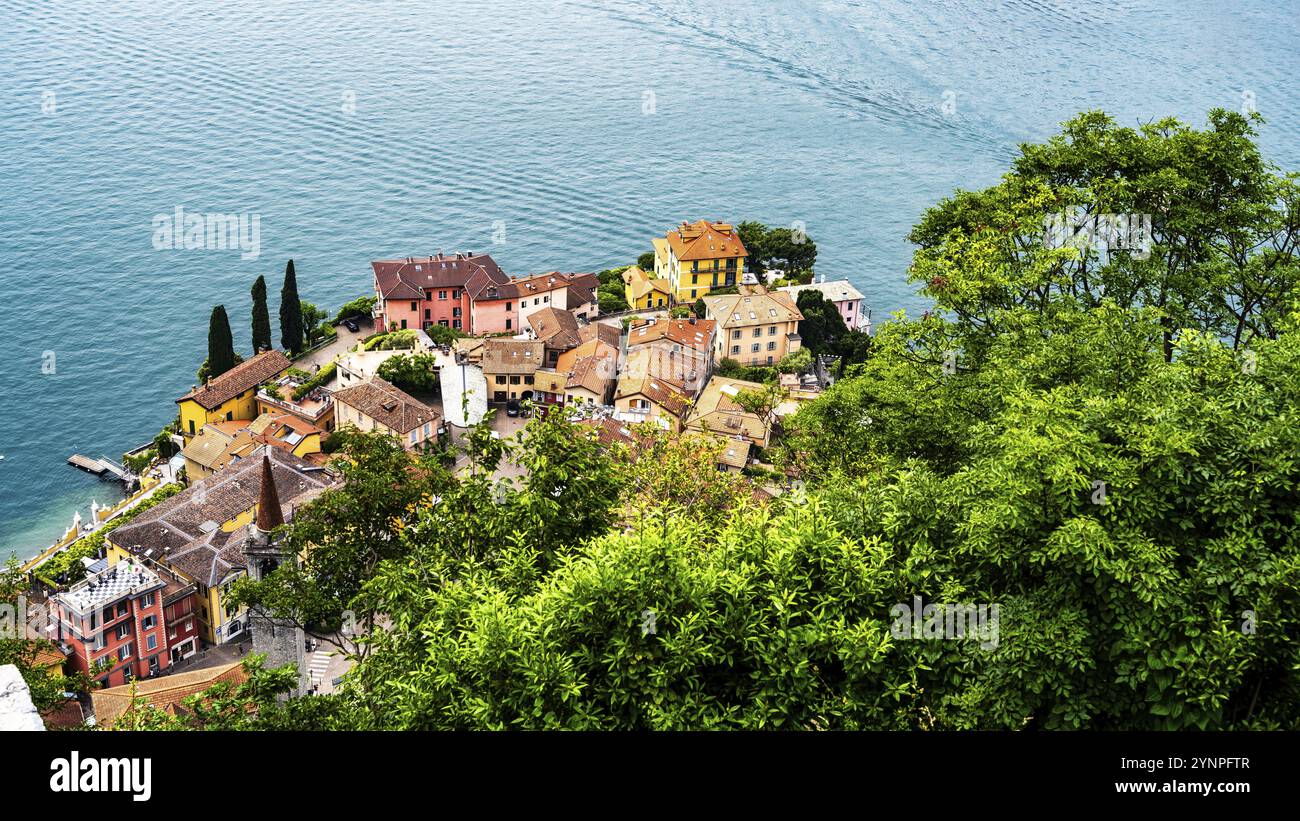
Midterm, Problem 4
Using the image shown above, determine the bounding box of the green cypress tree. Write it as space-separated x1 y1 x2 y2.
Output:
279 259 304 354
251 275 272 353
207 305 237 378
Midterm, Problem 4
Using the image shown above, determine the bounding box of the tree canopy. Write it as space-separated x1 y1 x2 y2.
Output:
279 259 304 354
146 110 1300 731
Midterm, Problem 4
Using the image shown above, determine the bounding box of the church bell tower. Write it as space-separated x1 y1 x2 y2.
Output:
242 451 307 697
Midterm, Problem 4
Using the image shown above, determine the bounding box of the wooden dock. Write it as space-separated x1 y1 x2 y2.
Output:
67 454 130 480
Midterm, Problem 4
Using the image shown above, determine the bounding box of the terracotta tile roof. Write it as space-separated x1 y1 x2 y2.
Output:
511 271 599 297
566 281 599 308
579 322 622 347
616 373 690 418
108 446 336 587
41 698 85 729
177 350 292 411
527 307 583 350
628 317 716 353
333 377 439 435
664 220 748 262
702 287 803 328
92 661 248 728
556 339 618 398
372 253 507 300
532 369 569 394
181 425 242 471
465 266 518 301
478 339 545 375
245 412 324 452
685 376 770 444
31 642 66 670
553 335 618 394
581 418 656 451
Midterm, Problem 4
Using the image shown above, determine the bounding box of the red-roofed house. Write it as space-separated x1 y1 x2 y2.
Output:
372 252 509 334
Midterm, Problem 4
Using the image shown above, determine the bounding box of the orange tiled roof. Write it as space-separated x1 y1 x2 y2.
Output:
333 378 439 435
664 220 748 262
628 317 716 353
91 661 248 728
176 350 292 411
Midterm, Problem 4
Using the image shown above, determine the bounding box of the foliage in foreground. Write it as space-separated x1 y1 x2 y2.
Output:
149 109 1300 730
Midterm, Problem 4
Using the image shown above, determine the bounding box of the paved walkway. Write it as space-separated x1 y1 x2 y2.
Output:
296 317 374 372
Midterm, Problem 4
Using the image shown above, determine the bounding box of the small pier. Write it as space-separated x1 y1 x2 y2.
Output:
67 454 130 480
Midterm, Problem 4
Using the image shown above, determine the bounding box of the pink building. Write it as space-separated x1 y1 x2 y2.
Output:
779 278 870 333
373 252 510 334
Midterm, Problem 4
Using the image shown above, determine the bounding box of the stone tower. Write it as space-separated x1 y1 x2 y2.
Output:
242 452 307 697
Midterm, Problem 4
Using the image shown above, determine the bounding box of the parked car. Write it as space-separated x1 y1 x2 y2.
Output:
343 318 359 332
506 399 521 417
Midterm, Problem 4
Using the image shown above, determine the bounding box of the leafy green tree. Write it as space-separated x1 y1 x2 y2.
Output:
425 324 466 347
737 222 818 280
733 382 789 443
794 290 848 353
376 352 440 393
300 301 330 346
279 259 304 354
636 251 656 272
251 275 272 353
228 430 452 660
763 226 817 279
714 357 777 384
776 347 812 374
737 220 768 277
596 266 631 313
332 296 377 325
168 111 1300 731
206 305 237 378
908 109 1300 360
106 655 347 730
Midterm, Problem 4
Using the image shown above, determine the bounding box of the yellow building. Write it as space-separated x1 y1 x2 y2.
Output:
176 350 292 437
702 285 804 368
684 375 772 449
105 445 336 645
621 265 673 310
180 413 325 482
653 220 748 302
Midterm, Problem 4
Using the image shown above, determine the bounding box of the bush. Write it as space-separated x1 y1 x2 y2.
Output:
426 324 467 347
715 357 778 384
37 483 184 586
123 449 156 475
776 348 812 374
377 330 419 350
376 353 439 393
597 266 631 313
152 430 179 459
293 362 337 401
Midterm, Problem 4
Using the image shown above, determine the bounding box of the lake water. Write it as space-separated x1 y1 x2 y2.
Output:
1 0 1297 560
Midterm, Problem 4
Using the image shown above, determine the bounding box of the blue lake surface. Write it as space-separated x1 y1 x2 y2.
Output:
1 0 1297 560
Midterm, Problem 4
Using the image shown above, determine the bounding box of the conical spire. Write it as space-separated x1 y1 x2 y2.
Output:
255 452 284 532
